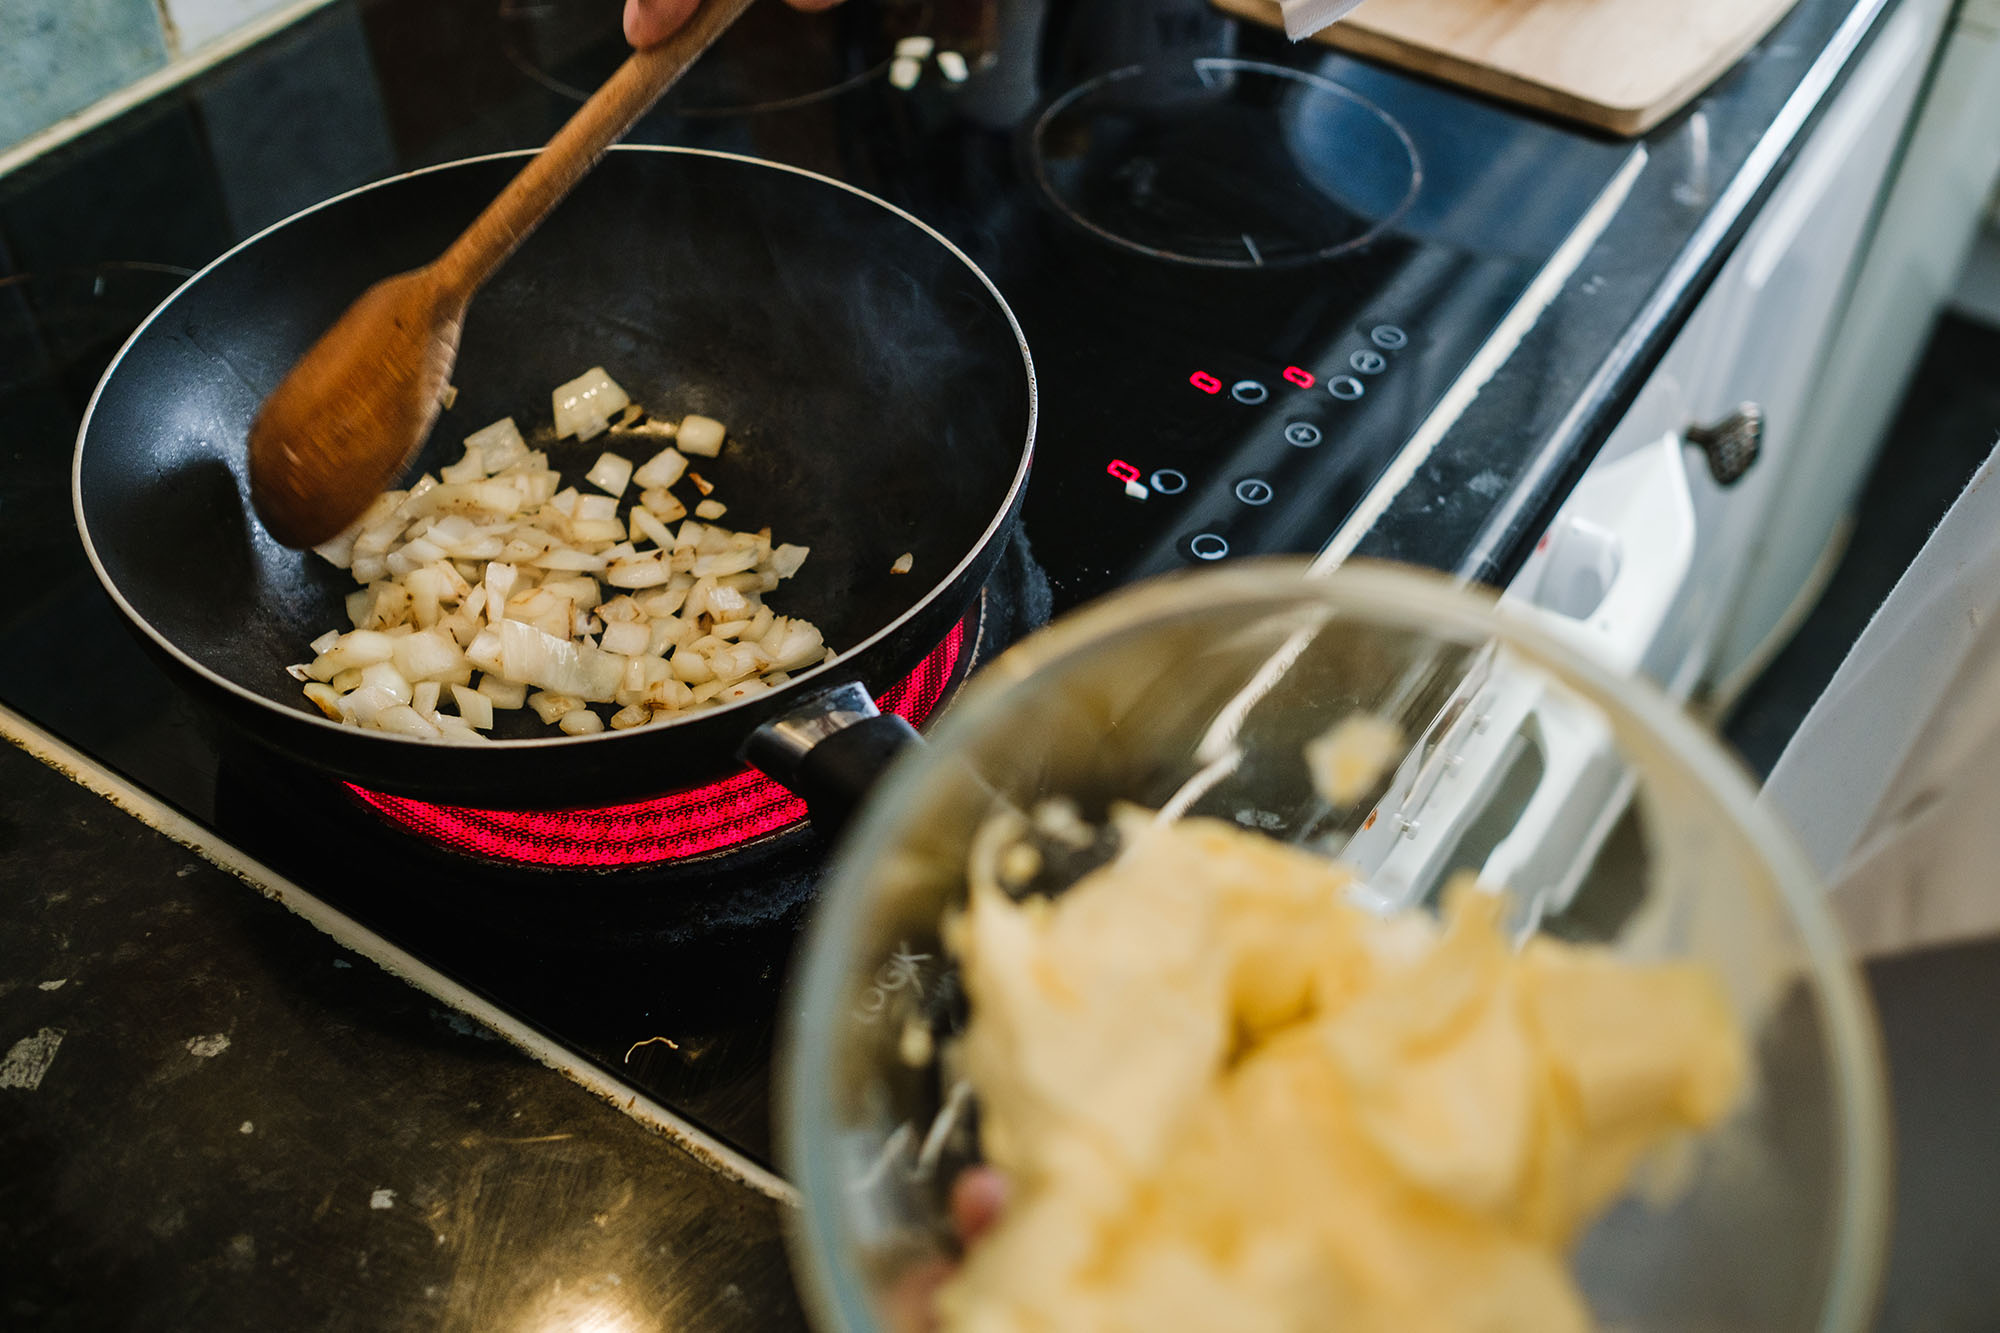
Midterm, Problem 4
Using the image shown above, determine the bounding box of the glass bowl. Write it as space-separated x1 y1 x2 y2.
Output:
780 559 1889 1332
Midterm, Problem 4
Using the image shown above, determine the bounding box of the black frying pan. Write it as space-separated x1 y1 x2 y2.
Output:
74 147 1035 810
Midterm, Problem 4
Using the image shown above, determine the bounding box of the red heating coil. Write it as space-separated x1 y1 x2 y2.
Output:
347 617 969 867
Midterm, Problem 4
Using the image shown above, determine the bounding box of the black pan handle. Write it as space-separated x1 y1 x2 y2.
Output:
742 682 920 831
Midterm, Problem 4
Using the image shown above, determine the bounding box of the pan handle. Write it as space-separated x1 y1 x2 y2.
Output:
743 682 921 831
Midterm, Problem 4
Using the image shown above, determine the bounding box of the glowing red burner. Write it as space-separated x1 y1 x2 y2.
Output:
348 618 969 867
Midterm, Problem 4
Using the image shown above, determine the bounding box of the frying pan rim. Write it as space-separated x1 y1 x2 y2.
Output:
72 144 1037 753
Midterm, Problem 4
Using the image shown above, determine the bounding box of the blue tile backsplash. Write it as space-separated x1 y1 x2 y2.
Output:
0 0 171 151
0 0 318 163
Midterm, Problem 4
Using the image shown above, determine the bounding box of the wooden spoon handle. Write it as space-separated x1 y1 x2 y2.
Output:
434 0 758 297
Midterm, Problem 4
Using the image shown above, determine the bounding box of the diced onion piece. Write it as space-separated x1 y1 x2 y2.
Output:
676 414 725 457
528 691 584 724
695 499 728 520
440 447 485 484
359 662 414 704
640 488 687 524
558 708 605 735
535 547 610 572
707 643 763 683
632 446 688 489
540 575 601 611
493 618 625 700
706 583 750 618
692 547 760 578
599 620 652 656
392 627 469 683
302 683 344 719
573 493 619 522
552 367 630 441
433 716 488 744
609 703 653 730
477 674 528 709
770 544 810 579
630 506 676 551
411 680 442 717
763 619 826 672
585 451 634 497
309 629 398 680
567 518 627 544
637 585 690 618
465 416 528 473
372 705 441 738
337 683 405 726
450 682 495 730
891 552 914 574
605 555 672 589
669 647 713 683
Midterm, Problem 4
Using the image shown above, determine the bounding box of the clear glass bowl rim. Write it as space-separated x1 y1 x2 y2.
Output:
779 557 1891 1333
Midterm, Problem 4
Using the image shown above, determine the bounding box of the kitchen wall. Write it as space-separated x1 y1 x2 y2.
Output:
0 0 331 167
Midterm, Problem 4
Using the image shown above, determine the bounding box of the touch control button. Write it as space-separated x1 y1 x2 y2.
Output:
1231 379 1269 404
1371 324 1408 349
1328 375 1365 401
1189 533 1230 561
1149 468 1188 494
1284 422 1322 448
1350 349 1387 375
1235 478 1274 506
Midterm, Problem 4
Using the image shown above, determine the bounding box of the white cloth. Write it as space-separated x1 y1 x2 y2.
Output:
1762 442 2000 957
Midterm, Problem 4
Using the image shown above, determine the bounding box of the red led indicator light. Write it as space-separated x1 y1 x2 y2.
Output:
1283 365 1316 389
1190 371 1222 395
1107 459 1142 485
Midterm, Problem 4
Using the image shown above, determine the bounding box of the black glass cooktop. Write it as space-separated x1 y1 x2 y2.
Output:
0 0 1632 1167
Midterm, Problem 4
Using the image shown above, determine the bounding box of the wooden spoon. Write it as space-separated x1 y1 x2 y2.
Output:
248 0 756 549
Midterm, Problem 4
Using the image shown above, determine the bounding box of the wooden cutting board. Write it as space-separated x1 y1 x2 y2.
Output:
1209 0 1804 135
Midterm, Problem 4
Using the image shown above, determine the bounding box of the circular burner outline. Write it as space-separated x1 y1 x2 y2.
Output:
498 0 931 118
1028 58 1422 270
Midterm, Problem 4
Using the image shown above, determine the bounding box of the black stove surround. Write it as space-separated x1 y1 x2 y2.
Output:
0 0 1922 1326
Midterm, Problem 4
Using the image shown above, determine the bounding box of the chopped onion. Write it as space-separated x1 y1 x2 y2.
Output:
552 367 631 441
450 682 495 730
477 674 528 710
599 620 652 656
558 709 605 735
632 447 688 489
676 414 726 457
300 384 826 740
891 552 914 574
585 451 634 497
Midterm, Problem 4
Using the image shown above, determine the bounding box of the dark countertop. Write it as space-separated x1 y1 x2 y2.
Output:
7 0 1998 1327
0 738 804 1332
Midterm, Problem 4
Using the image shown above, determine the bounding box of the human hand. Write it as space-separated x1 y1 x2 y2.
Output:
624 0 847 48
